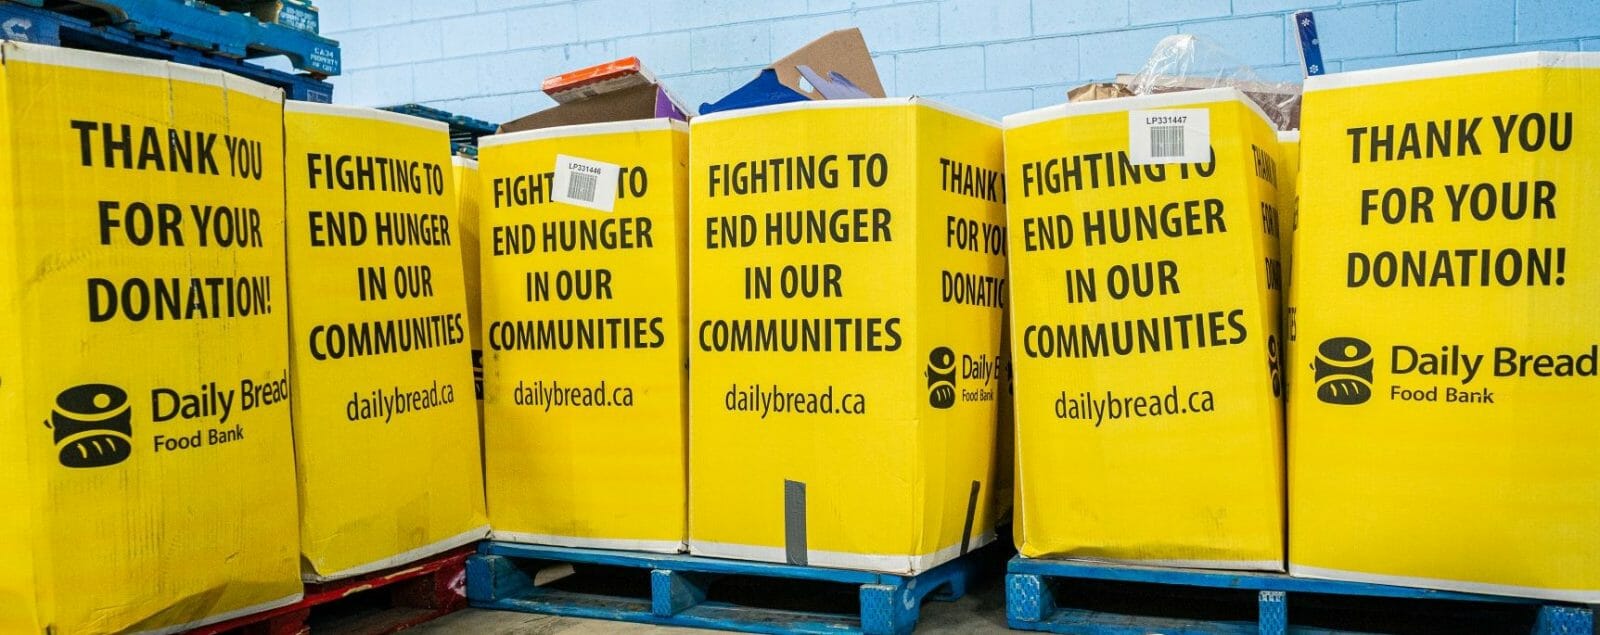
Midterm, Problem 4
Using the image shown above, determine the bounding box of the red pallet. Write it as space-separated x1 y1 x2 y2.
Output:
192 546 474 635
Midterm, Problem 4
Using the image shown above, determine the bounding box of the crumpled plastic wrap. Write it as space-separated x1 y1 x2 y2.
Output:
1128 34 1302 130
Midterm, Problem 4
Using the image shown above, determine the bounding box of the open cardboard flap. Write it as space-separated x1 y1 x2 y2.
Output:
499 57 688 134
700 28 886 115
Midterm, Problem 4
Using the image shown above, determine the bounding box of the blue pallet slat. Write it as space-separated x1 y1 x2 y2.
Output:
68 0 339 75
382 103 498 136
381 103 498 155
1258 589 1287 633
0 1 332 101
1006 556 1595 635
1534 605 1594 635
468 541 996 635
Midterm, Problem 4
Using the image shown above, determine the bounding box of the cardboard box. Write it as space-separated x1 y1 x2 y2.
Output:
283 103 488 581
1277 130 1299 356
1004 88 1285 570
0 42 301 633
1288 53 1600 601
1067 82 1134 103
689 98 1008 573
699 28 885 115
993 316 1017 523
477 118 690 551
499 57 686 134
453 156 485 422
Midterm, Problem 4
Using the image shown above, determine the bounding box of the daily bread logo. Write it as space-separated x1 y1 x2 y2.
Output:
47 384 133 468
46 374 292 467
923 345 1003 410
926 346 956 408
1312 337 1373 405
1311 335 1597 406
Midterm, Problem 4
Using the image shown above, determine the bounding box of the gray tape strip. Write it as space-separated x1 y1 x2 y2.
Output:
960 480 981 556
784 479 807 566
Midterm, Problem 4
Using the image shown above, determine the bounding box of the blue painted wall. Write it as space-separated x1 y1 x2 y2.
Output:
316 0 1600 123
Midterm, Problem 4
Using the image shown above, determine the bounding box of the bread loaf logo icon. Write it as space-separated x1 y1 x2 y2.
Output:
46 384 134 468
1312 337 1374 405
926 346 957 409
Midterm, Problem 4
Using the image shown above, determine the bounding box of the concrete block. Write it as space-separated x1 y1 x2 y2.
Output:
855 3 941 52
939 0 1030 46
984 36 1078 90
896 46 984 95
1034 0 1128 36
690 22 770 71
1398 0 1512 54
1130 0 1227 26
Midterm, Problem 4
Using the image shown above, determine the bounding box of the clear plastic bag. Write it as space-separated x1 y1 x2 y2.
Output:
1128 34 1302 130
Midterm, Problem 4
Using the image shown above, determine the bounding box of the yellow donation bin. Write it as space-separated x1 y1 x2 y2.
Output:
689 99 1009 574
478 119 690 552
283 102 488 581
1004 88 1285 570
0 42 301 633
1289 52 1600 601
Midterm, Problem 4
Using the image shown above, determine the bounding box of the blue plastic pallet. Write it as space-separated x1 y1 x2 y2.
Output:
381 103 499 156
468 541 993 635
1007 556 1593 635
51 0 337 75
0 1 332 101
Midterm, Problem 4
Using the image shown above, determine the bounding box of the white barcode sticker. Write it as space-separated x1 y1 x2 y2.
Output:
1128 109 1210 165
552 154 620 212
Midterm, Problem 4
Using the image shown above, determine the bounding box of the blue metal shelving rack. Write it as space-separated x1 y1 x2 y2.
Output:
0 0 338 101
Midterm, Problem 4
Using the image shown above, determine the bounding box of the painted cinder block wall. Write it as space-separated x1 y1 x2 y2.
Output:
317 0 1600 124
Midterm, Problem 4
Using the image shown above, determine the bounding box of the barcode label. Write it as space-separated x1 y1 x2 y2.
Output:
1149 125 1185 158
551 154 619 212
567 172 598 202
1128 109 1210 165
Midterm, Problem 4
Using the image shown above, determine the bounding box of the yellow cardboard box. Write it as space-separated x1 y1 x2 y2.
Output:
689 99 1008 573
283 103 488 581
453 156 485 421
1278 131 1300 374
1277 131 1300 277
1289 53 1600 600
478 119 690 551
0 42 301 633
1004 89 1286 570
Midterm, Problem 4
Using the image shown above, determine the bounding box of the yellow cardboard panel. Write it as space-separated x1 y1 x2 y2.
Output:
688 99 1007 573
453 157 485 420
1005 90 1285 569
0 42 300 634
1277 132 1300 292
1278 132 1300 376
283 103 487 581
1289 54 1600 601
478 120 690 551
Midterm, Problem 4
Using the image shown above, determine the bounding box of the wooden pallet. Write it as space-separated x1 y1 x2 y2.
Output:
468 540 1003 635
191 546 473 635
1007 556 1593 635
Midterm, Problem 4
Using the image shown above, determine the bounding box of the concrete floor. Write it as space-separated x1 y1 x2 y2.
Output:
400 566 1013 635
